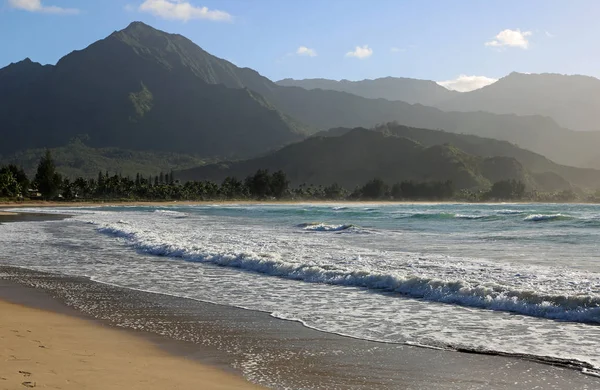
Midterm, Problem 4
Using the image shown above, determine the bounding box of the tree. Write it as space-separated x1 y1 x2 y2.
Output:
0 170 21 198
221 176 246 199
323 183 346 199
74 177 90 198
360 178 389 199
61 178 75 200
270 170 289 198
391 183 403 199
487 180 525 200
34 150 62 200
245 169 271 198
2 165 29 193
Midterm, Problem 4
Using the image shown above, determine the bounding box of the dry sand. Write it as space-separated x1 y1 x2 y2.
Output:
0 300 262 390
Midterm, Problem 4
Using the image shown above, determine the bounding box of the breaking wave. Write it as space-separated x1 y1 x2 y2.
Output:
96 222 600 325
297 222 359 232
523 214 572 222
153 209 188 218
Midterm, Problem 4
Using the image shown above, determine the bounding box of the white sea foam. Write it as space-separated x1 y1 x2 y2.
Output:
153 209 188 218
454 214 487 220
298 222 357 232
94 220 600 324
524 213 570 222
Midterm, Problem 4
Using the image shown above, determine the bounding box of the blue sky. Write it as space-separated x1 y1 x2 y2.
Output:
1 0 599 91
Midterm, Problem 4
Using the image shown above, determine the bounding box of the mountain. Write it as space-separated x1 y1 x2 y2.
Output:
276 77 458 105
3 22 600 170
315 123 600 190
435 72 600 132
0 22 306 159
279 73 600 134
177 129 581 191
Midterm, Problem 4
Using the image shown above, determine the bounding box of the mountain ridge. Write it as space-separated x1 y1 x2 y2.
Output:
2 21 600 171
177 128 576 191
435 71 600 132
0 21 307 159
276 76 458 105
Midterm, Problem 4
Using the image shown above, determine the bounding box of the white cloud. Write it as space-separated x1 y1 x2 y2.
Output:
8 0 79 14
345 45 373 59
485 29 532 49
390 47 405 53
437 75 498 92
139 0 232 22
545 30 555 38
296 46 317 57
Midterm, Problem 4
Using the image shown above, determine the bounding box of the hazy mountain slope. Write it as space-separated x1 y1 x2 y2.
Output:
177 129 551 190
0 22 306 158
3 22 599 170
276 77 458 105
107 24 597 169
314 123 600 190
436 72 600 132
0 140 208 179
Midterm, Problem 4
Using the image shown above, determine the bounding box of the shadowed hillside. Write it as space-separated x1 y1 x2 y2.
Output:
177 129 572 191
0 22 306 159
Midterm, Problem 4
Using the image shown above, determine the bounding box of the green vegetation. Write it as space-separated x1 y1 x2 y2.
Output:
316 123 600 190
177 129 582 193
0 153 593 203
0 139 209 179
34 150 62 199
129 83 153 119
0 165 28 198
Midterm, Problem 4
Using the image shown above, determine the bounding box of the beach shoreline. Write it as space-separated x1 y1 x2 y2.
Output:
1 266 599 389
0 284 262 389
1 199 597 211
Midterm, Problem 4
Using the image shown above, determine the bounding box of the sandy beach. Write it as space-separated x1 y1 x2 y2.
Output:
0 299 262 390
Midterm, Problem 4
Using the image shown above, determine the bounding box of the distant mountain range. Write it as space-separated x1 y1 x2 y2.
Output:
2 21 600 182
178 124 600 191
278 72 600 133
277 77 458 106
436 72 600 132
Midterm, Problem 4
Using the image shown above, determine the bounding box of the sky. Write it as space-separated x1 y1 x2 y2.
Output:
1 0 599 91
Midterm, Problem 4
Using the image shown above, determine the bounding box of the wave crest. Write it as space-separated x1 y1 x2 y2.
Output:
523 214 571 222
96 222 600 325
297 222 358 232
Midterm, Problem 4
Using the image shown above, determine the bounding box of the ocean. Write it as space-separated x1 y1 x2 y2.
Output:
1 203 599 382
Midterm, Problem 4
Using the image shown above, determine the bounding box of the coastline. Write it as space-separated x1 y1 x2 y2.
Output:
1 266 599 389
0 297 262 389
2 206 600 388
0 199 596 209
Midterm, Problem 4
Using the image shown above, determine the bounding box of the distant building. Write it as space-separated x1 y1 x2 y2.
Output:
27 189 43 199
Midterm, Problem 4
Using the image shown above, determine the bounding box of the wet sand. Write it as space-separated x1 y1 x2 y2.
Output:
0 298 262 390
1 266 598 389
